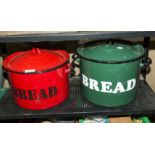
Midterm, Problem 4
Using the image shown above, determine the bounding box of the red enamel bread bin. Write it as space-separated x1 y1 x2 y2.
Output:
3 48 70 110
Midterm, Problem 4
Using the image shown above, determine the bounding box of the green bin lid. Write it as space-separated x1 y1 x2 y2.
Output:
77 43 144 63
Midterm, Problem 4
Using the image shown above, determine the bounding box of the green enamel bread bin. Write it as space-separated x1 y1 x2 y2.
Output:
77 42 144 107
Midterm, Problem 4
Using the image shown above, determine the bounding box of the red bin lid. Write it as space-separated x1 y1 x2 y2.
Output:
3 48 69 73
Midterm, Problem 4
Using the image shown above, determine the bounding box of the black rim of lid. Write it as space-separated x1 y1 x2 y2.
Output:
3 60 69 74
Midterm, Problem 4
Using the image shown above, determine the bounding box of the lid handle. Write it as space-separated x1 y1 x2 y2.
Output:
32 48 41 56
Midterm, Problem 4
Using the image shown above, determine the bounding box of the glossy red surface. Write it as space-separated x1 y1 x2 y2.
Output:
3 48 70 110
3 48 69 73
8 64 69 110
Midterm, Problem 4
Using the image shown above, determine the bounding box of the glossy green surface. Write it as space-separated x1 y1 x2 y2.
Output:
78 43 144 107
77 43 144 62
80 59 141 107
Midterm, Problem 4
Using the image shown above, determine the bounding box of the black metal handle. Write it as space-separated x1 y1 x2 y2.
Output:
69 53 80 77
141 57 152 74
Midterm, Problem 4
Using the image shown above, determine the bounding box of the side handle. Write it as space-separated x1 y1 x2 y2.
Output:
70 53 80 77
